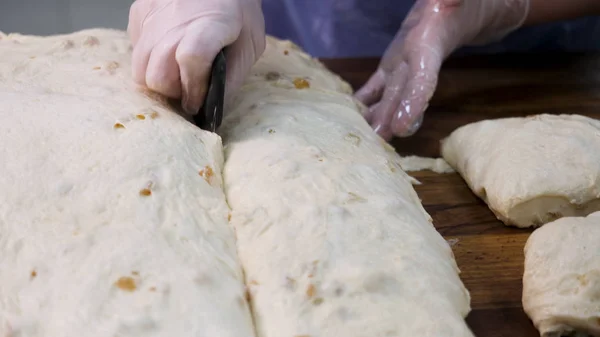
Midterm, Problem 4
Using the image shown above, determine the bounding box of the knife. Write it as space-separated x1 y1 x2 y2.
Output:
194 49 226 133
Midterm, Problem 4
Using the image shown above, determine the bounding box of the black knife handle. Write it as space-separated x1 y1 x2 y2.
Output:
194 49 227 132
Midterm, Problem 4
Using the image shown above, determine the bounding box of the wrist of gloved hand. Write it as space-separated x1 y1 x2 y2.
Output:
466 0 530 46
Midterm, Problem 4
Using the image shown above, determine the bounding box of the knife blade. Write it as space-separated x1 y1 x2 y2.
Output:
194 49 226 133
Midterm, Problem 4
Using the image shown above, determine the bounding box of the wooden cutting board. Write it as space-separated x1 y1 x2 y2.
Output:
323 53 600 337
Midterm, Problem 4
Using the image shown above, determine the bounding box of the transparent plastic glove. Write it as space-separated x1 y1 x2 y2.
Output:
128 0 266 114
355 0 530 140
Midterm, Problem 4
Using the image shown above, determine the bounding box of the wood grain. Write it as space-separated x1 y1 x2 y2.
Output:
322 53 600 337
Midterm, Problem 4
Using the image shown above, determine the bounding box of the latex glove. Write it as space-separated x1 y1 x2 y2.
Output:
354 0 529 140
128 0 266 114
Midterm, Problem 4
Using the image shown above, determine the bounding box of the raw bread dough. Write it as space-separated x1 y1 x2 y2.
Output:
399 156 455 174
441 114 600 228
523 212 600 337
221 38 473 336
246 37 354 95
0 30 255 337
0 28 472 337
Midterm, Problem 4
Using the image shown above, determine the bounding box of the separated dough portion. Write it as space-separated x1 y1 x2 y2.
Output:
0 30 255 337
441 114 600 228
222 39 473 337
399 156 455 174
523 212 600 337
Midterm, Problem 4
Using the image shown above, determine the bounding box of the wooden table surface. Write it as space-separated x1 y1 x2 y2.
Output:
323 53 600 337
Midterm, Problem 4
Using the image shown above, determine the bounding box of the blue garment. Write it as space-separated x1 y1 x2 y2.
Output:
262 0 600 58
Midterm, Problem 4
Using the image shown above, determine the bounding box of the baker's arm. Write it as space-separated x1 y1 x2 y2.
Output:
526 0 600 25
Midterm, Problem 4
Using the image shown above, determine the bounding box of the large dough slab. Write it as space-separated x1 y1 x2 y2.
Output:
523 212 600 337
0 30 255 337
441 114 600 228
222 38 473 336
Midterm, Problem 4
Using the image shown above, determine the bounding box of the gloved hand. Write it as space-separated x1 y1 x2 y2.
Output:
354 0 530 140
128 0 266 115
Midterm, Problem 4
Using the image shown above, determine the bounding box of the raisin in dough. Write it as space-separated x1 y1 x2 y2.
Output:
523 212 600 337
0 30 255 337
441 114 600 228
221 38 474 337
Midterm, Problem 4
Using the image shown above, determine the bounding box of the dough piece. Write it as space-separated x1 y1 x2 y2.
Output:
399 156 455 174
246 36 354 94
0 30 255 337
222 39 473 337
523 212 600 337
441 114 600 228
